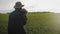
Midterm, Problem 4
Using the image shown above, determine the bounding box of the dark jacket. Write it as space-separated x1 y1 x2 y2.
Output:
8 9 27 34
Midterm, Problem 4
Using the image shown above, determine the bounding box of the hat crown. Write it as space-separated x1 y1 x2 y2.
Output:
14 1 24 8
15 2 22 6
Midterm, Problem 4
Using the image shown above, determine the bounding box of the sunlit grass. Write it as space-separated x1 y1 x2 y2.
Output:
0 13 60 34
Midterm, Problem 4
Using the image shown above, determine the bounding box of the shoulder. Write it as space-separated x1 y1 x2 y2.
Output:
9 11 16 16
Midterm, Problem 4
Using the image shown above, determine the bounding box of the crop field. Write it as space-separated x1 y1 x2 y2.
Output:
0 12 60 34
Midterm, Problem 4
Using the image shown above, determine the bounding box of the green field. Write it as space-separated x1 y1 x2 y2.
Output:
0 13 60 34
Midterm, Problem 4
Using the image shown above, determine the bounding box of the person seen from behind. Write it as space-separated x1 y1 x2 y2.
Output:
8 1 27 34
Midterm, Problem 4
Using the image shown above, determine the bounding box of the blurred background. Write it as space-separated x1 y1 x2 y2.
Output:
0 0 60 34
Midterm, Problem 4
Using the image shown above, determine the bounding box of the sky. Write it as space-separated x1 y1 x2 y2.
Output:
0 0 60 13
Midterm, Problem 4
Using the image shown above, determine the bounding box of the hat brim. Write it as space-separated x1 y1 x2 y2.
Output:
21 5 24 7
14 5 24 8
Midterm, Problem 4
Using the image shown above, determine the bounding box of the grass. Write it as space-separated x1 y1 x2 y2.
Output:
0 12 60 34
0 14 8 34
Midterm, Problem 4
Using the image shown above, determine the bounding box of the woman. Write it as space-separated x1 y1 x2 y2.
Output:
8 1 27 34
